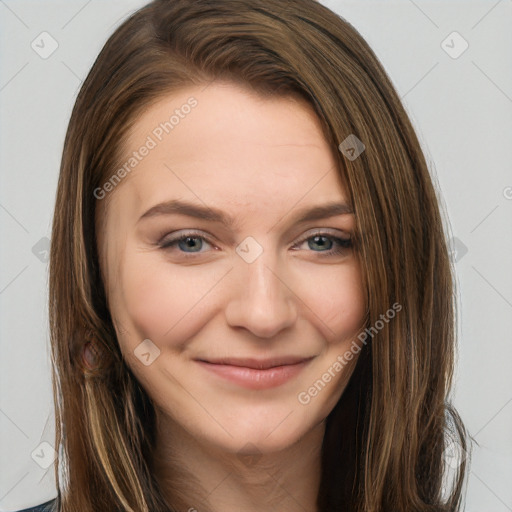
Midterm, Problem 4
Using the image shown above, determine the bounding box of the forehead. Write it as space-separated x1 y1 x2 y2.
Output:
102 81 349 224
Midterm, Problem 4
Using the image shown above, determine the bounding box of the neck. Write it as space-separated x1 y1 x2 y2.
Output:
152 412 325 512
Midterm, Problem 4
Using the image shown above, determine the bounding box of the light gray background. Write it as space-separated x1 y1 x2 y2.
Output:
1 0 511 510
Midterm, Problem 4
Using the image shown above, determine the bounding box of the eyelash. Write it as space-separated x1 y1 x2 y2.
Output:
158 230 352 258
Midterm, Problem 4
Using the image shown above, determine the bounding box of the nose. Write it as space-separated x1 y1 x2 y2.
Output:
224 249 298 339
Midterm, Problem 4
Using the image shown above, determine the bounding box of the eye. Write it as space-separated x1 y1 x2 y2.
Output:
159 231 214 255
292 231 352 257
158 229 352 259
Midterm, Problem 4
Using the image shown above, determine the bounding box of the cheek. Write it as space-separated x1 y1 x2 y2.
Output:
114 251 223 350
293 261 366 342
112 243 365 353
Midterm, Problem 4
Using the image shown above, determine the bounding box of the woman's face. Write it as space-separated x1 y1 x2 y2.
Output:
96 81 366 455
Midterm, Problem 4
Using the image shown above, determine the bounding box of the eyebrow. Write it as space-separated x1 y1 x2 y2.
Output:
138 199 354 227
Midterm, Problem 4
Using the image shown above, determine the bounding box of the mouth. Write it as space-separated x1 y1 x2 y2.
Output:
194 356 314 390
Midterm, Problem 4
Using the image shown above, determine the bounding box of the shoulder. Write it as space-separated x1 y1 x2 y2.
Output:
13 498 58 512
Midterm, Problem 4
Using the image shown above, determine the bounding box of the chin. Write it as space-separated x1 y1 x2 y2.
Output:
200 400 326 456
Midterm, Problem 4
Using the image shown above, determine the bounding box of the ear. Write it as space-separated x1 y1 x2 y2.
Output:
82 340 100 369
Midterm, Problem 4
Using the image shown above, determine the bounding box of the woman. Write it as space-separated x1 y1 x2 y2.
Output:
24 0 470 510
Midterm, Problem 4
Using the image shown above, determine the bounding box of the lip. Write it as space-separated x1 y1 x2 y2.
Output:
195 356 314 390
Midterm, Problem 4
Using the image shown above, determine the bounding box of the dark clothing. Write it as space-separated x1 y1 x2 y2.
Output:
14 498 57 512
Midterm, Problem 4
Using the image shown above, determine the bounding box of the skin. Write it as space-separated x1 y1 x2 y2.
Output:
96 81 367 512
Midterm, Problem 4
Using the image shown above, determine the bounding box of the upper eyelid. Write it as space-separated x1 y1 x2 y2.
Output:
295 228 351 241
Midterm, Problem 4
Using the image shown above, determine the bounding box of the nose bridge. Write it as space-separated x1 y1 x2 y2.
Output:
224 235 297 337
243 250 280 301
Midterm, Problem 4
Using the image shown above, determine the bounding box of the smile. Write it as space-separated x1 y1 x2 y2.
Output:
195 356 314 390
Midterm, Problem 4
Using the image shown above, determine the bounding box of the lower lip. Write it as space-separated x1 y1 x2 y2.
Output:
196 360 312 390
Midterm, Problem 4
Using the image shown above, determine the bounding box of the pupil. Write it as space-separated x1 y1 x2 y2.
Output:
310 235 331 251
180 237 202 252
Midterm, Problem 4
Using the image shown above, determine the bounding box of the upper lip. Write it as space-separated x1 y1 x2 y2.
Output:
196 356 314 370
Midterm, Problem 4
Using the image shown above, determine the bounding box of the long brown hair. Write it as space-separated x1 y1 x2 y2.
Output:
48 0 470 510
